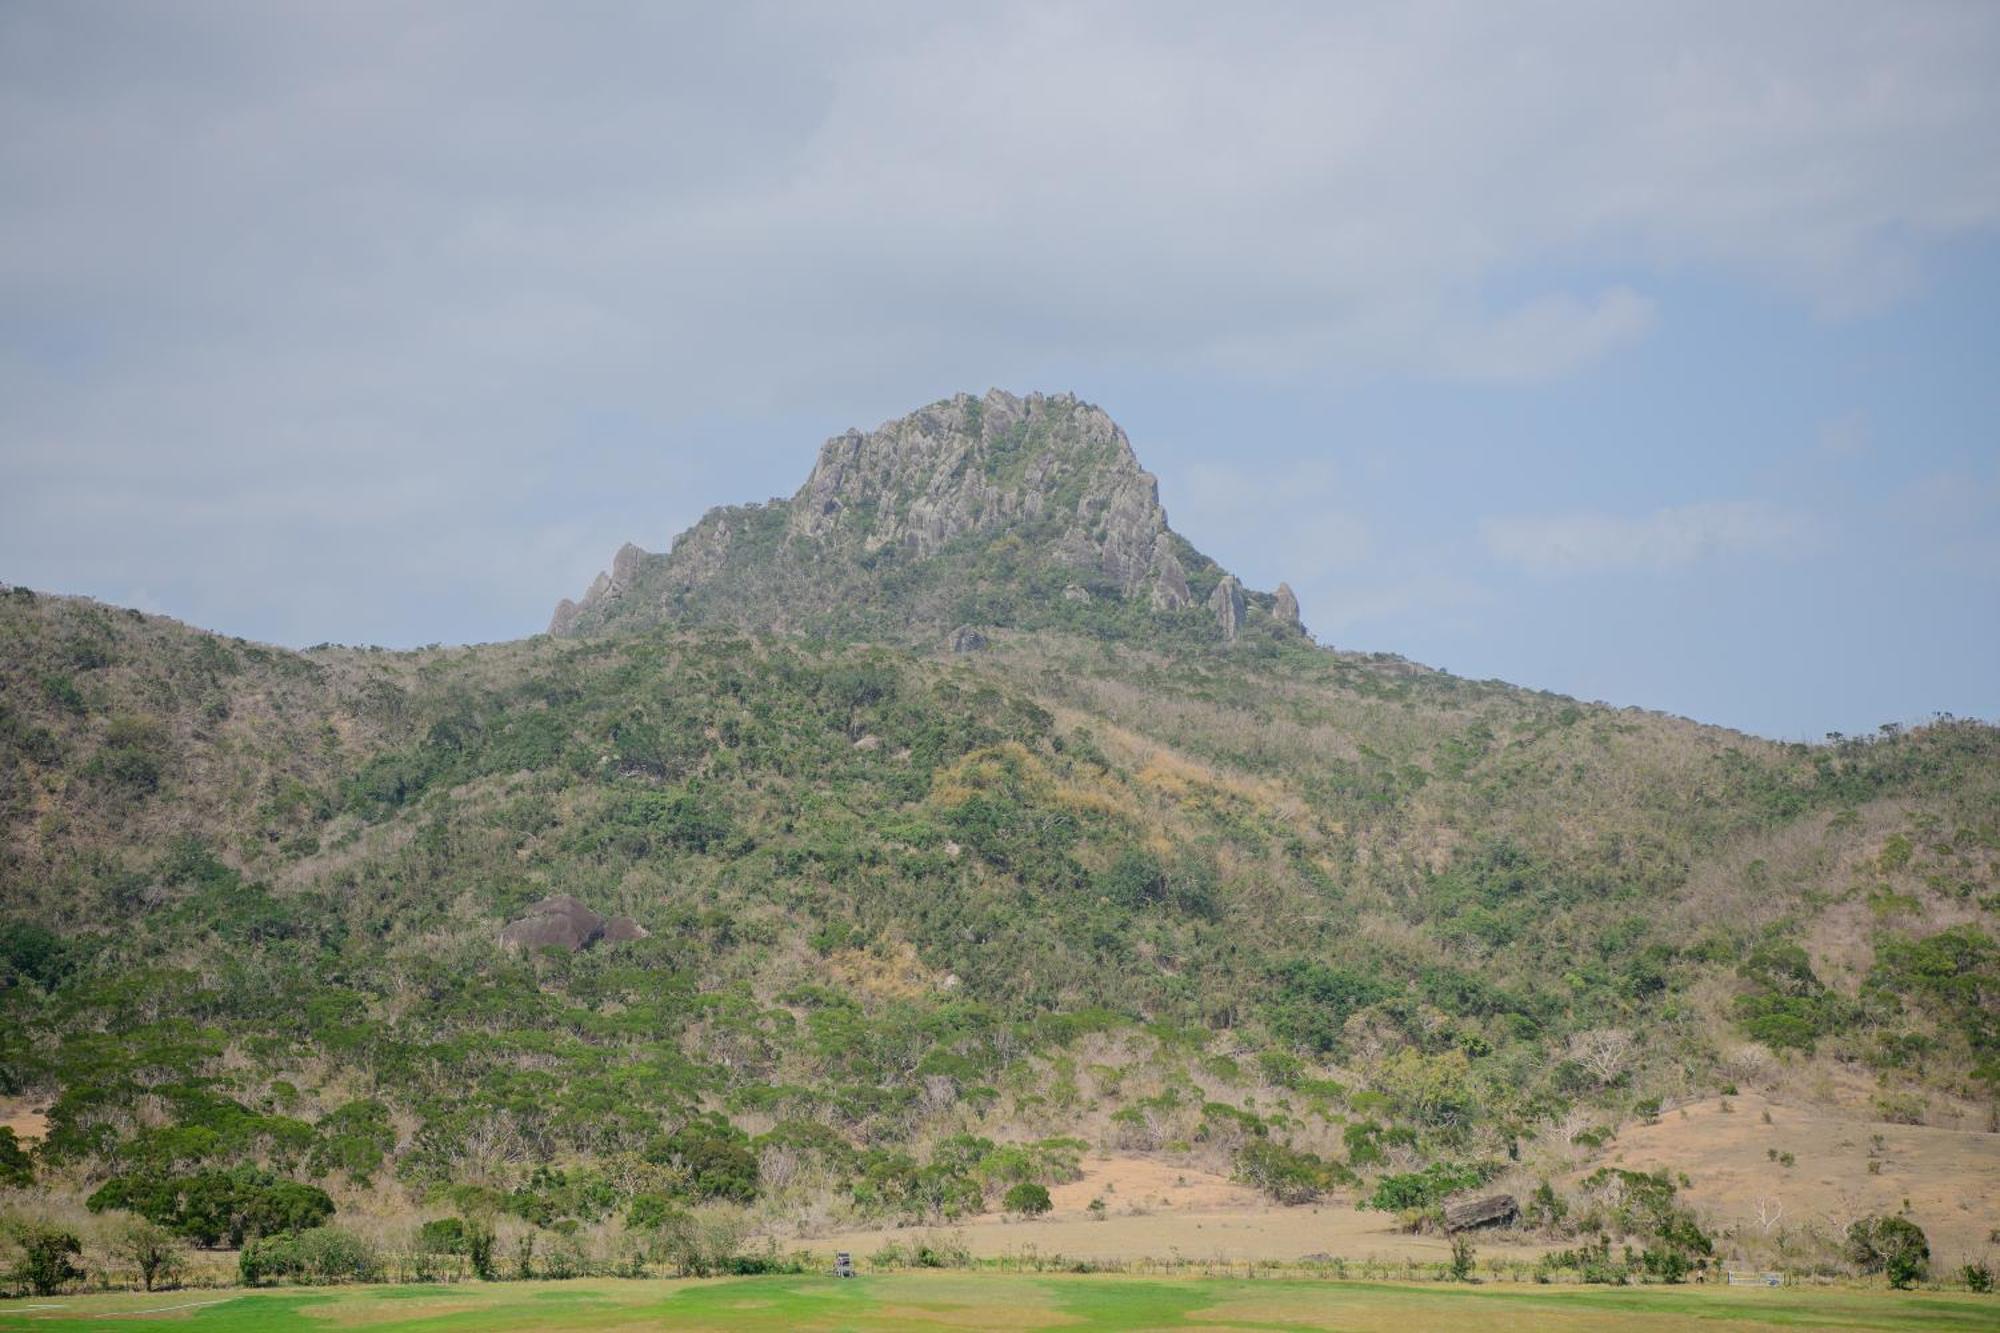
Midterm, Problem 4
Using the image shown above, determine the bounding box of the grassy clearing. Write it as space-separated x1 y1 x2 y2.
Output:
0 1274 1992 1332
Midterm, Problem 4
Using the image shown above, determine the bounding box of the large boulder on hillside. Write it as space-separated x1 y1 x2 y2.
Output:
1444 1194 1519 1233
600 915 650 944
500 895 606 953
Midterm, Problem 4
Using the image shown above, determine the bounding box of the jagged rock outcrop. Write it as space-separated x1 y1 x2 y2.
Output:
1273 582 1301 629
786 390 1167 583
500 895 606 953
1150 537 1191 612
1209 575 1246 640
547 389 1297 644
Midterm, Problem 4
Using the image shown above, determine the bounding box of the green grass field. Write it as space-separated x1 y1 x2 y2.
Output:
0 1274 1993 1332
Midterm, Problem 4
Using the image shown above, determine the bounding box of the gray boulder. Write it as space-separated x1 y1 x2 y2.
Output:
500 895 606 953
949 625 989 653
600 916 650 944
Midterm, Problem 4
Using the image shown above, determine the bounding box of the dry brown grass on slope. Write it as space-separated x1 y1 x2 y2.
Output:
1575 1091 2000 1266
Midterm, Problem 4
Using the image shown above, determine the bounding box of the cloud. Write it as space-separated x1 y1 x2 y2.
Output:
1481 500 1816 575
1432 288 1658 384
2 3 1997 642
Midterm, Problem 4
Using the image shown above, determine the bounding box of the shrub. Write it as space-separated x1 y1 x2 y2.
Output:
1448 1235 1476 1281
6 1221 84 1296
113 1217 185 1292
238 1226 381 1286
1003 1182 1052 1217
1364 1162 1490 1212
465 1219 496 1280
1237 1140 1351 1205
417 1217 467 1254
645 1208 746 1278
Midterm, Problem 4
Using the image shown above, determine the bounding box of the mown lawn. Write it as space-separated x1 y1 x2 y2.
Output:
0 1273 1991 1331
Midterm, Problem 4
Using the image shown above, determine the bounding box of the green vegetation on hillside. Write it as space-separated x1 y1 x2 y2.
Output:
1 562 1996 1292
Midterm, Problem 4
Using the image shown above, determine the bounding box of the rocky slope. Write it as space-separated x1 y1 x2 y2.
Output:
550 389 1303 645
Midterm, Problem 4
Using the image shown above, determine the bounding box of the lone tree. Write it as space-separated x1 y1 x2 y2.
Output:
1846 1215 1930 1290
1003 1182 1053 1217
114 1218 184 1292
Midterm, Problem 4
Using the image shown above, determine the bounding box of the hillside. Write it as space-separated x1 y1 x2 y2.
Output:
1 391 1996 1288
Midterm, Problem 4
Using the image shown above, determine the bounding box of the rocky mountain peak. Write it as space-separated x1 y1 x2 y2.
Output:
548 389 1309 645
788 389 1166 591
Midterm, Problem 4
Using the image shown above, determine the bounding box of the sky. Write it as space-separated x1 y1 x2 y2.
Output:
3 2 1996 740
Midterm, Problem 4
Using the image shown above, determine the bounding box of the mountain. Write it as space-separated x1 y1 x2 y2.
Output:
548 389 1298 645
1 390 1996 1281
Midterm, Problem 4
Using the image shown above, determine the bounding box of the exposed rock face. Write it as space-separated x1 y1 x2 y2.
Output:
547 597 581 636
949 625 988 653
1444 1194 1520 1233
500 895 606 953
1209 575 1246 640
1273 582 1301 629
599 916 650 944
1150 536 1192 612
547 389 1289 645
787 390 1167 584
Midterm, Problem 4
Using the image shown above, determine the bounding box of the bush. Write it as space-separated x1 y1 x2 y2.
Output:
6 1221 84 1296
1846 1215 1930 1289
1365 1162 1490 1212
644 1207 746 1278
1237 1140 1351 1205
465 1219 496 1280
1003 1182 1052 1217
417 1217 467 1254
868 1233 971 1270
239 1226 382 1286
113 1217 185 1292
1448 1235 1475 1281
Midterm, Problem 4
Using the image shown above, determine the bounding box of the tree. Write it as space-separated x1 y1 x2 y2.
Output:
113 1217 184 1292
1568 1029 1634 1087
1003 1182 1052 1217
0 1128 32 1187
7 1221 84 1296
1846 1215 1930 1289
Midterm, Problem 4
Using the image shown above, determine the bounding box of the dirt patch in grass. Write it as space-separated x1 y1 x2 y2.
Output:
0 1104 48 1142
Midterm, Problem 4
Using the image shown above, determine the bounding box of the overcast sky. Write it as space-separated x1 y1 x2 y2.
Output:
4 2 1997 738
